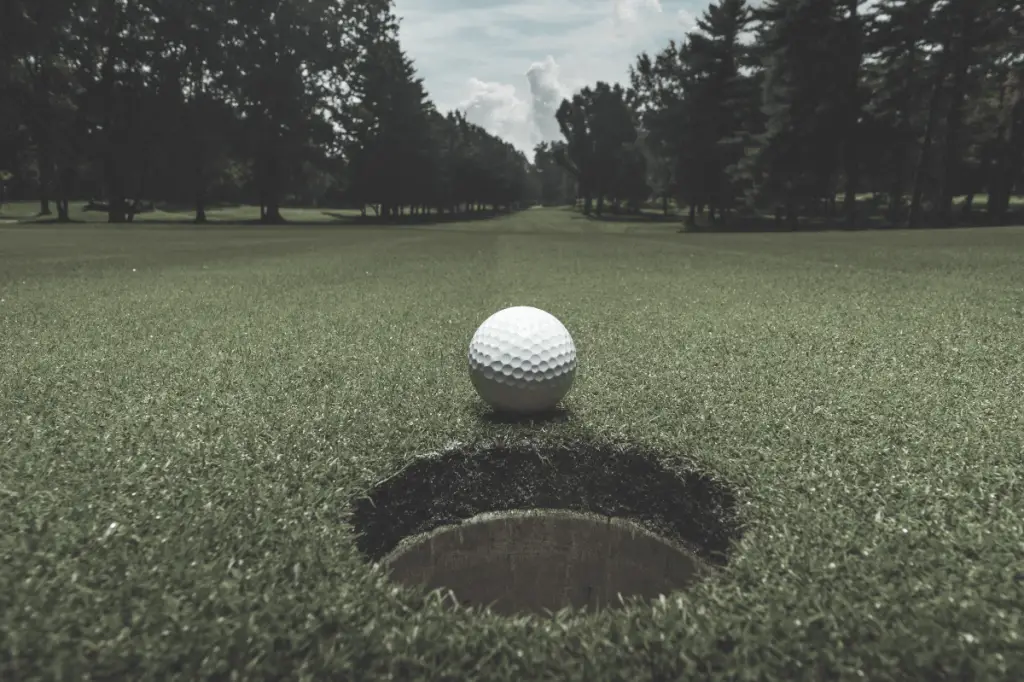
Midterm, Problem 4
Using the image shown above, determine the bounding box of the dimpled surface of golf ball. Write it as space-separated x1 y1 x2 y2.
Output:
468 306 576 414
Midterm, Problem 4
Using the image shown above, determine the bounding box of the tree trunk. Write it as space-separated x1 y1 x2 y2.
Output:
985 81 1011 223
189 119 206 224
988 78 1024 224
190 57 208 225
99 0 130 224
887 108 914 223
907 34 952 229
261 153 283 223
105 135 128 223
194 190 207 224
56 166 73 222
961 192 974 217
38 141 53 215
107 194 128 223
887 35 919 225
264 196 282 223
937 4 977 227
841 0 862 227
31 62 54 216
38 177 52 214
128 154 148 222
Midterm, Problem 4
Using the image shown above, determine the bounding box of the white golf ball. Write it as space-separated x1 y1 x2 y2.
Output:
468 306 577 414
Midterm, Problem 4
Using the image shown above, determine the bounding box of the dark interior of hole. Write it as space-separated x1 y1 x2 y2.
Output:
351 438 740 566
383 511 713 616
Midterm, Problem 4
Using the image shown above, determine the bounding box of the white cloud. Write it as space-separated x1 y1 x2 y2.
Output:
459 79 532 152
394 1 707 154
526 57 571 141
458 56 571 155
613 0 663 24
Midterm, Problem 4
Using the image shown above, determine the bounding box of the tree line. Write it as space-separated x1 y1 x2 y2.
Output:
4 0 1022 229
548 0 1024 228
0 0 540 223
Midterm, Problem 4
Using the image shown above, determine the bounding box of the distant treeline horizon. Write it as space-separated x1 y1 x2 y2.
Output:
2 0 1022 229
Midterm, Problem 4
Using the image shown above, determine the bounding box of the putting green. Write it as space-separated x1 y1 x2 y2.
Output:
1 209 1021 680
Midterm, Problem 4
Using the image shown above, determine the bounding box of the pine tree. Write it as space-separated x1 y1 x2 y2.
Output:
680 0 754 223
752 0 849 228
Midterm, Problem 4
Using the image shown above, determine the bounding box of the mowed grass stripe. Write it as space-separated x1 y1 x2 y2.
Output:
1 210 1022 680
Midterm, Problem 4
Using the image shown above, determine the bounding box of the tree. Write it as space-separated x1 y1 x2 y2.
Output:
934 0 996 225
556 82 647 215
630 45 688 216
838 0 866 225
980 0 1024 224
224 0 357 223
140 0 238 223
751 0 850 228
5 0 89 220
533 141 574 206
555 93 594 213
344 26 434 217
679 0 754 223
629 2 761 226
864 0 936 223
0 0 542 222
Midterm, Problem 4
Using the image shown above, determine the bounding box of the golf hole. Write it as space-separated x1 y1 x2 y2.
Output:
382 509 711 615
351 438 741 616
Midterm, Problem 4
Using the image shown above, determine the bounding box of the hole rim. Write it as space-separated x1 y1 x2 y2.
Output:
380 507 719 616
351 436 743 574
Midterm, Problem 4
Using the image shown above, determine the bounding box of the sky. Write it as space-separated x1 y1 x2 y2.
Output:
391 0 704 155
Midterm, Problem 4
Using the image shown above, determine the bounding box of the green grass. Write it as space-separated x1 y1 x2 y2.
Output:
1 209 1022 680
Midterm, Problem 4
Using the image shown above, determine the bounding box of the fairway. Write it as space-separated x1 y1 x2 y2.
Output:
2 208 1023 680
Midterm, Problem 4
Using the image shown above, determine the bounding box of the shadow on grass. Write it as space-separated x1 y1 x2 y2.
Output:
679 214 884 233
573 208 1024 233
476 405 574 426
2 207 530 229
322 208 526 226
0 217 90 227
571 211 680 224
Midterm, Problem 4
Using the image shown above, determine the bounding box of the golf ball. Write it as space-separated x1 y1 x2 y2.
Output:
468 306 576 414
